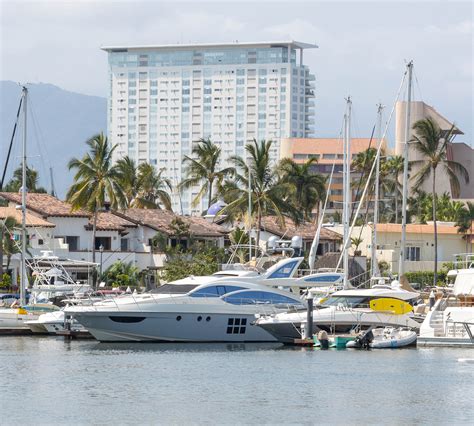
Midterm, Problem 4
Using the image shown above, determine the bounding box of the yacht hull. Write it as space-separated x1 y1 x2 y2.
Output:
0 309 40 333
72 311 277 342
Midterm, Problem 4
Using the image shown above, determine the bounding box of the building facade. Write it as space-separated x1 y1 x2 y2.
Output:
395 101 471 199
103 41 317 214
280 137 388 215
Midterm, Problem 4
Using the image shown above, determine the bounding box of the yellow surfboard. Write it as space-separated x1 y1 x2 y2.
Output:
370 298 413 315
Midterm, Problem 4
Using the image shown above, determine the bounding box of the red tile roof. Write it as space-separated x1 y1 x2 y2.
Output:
114 209 226 237
0 207 55 228
373 222 462 235
259 216 342 241
0 192 89 218
85 211 137 232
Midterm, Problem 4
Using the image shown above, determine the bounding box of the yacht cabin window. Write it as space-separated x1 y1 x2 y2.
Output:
190 285 246 298
150 284 198 294
223 290 303 306
268 260 299 279
321 296 370 308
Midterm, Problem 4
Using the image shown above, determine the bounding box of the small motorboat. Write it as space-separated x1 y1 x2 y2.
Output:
346 327 417 349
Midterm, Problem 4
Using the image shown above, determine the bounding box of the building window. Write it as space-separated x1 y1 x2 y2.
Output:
121 238 129 251
95 237 111 251
65 236 79 251
405 247 421 261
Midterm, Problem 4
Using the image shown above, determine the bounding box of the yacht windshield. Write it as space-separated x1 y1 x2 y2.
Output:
149 284 198 294
321 296 369 308
223 290 304 306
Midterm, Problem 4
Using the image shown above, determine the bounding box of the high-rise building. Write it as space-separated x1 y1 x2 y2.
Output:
103 41 317 214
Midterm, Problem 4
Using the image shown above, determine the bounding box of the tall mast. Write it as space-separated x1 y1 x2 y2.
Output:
371 103 384 277
343 97 352 289
398 61 413 279
247 163 252 260
20 86 28 306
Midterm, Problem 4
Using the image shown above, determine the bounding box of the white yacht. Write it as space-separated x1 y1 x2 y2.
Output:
418 260 474 347
255 282 421 343
66 280 305 342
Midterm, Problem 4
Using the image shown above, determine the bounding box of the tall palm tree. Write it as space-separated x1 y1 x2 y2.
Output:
116 156 138 205
66 133 126 266
179 138 234 211
0 216 19 277
222 139 301 247
134 163 172 210
410 118 469 285
116 157 172 210
278 157 326 221
4 165 47 193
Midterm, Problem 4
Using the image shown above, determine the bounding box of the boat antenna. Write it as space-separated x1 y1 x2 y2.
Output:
398 61 413 280
20 86 28 306
371 103 384 277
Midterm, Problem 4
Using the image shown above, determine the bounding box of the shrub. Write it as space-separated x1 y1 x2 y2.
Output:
0 273 12 289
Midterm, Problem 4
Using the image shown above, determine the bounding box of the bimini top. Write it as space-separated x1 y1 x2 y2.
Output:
101 41 318 52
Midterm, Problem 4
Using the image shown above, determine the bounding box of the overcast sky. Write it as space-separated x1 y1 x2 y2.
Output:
1 0 472 145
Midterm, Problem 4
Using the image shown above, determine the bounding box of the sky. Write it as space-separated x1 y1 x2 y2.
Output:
1 0 473 147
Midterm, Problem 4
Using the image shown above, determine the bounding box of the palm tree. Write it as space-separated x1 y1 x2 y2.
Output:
179 138 234 211
222 139 301 247
278 157 326 222
410 118 469 285
116 157 172 210
116 156 138 205
66 133 126 267
0 216 19 277
4 165 47 193
384 156 404 223
456 202 474 253
134 163 172 210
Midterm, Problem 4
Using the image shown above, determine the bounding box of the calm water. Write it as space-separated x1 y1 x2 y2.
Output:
0 336 472 425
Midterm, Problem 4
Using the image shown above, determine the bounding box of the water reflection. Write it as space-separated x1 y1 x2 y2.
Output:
84 341 284 354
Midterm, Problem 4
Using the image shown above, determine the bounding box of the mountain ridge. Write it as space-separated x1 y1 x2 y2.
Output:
0 81 107 198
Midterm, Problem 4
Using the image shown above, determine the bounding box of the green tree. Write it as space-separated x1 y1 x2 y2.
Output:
179 138 234 211
278 157 326 221
162 244 226 282
116 157 172 210
222 139 301 247
456 201 474 253
101 260 139 288
229 226 250 263
410 118 469 285
169 217 191 249
4 165 47 193
135 163 172 210
66 133 127 269
0 216 19 277
383 155 404 223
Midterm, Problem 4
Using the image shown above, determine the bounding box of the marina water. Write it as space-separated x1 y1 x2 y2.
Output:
1 336 472 424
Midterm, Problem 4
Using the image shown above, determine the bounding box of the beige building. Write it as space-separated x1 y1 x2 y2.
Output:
280 137 388 214
395 101 471 198
332 222 472 273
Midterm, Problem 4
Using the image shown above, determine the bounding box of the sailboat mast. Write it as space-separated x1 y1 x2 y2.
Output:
247 164 252 260
371 104 384 276
398 61 413 279
20 86 28 306
343 97 352 289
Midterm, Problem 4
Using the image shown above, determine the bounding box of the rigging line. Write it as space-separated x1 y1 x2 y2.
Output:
1 95 23 189
335 64 409 272
413 67 424 103
28 98 49 186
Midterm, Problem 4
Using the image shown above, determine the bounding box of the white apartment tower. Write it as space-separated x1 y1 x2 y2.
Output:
103 41 317 214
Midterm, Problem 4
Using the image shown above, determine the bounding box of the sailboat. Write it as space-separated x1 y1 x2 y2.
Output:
255 63 423 343
0 86 59 334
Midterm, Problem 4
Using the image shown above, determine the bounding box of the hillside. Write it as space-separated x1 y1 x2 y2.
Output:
0 81 107 198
